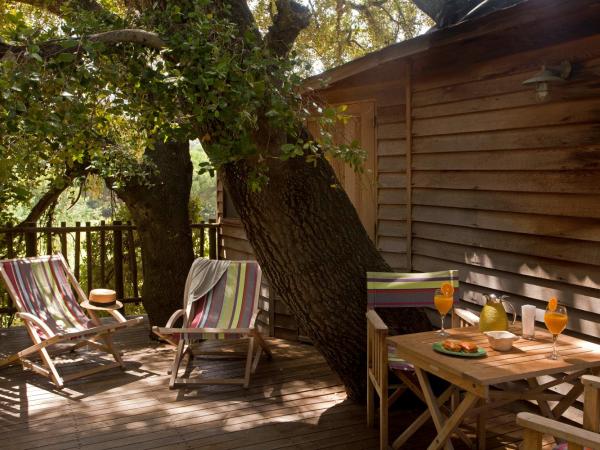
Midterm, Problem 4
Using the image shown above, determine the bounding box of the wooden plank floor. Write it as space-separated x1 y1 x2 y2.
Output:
0 321 557 450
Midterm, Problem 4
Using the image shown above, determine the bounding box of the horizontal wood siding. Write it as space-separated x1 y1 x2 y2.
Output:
376 104 408 270
409 35 600 336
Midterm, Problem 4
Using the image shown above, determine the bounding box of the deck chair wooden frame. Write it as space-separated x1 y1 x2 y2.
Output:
152 259 272 389
0 254 144 389
517 374 600 449
366 270 477 450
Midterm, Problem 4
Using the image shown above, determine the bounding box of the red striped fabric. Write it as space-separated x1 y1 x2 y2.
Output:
187 261 260 340
0 255 91 338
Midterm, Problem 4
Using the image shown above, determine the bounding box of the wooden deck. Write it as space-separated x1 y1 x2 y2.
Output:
0 321 558 450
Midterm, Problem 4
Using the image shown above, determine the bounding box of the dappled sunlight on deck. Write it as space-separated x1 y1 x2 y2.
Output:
0 322 380 450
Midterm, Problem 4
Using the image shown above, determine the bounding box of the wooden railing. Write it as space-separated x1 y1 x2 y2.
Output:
0 221 220 325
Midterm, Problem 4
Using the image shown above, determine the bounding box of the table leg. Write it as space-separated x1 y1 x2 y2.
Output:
477 399 487 450
428 391 479 450
553 382 584 418
415 368 455 450
392 385 456 449
528 377 554 419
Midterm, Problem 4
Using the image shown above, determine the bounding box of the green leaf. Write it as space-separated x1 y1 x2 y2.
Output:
54 53 75 63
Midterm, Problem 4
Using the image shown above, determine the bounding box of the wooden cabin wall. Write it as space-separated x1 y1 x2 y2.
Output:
216 179 272 337
318 77 410 270
408 34 600 337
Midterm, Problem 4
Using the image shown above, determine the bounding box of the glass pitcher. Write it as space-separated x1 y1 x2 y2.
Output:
479 294 517 332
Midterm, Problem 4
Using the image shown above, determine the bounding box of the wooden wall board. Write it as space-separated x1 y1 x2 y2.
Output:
412 206 600 242
412 124 600 154
412 34 600 94
380 251 408 271
412 189 600 219
412 222 600 267
412 238 600 290
412 170 600 194
378 139 406 156
412 147 600 171
412 98 600 136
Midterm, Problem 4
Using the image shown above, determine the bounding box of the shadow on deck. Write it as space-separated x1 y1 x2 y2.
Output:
0 321 552 450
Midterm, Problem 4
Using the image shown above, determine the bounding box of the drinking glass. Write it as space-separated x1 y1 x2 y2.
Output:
544 304 568 360
434 288 453 338
521 305 537 340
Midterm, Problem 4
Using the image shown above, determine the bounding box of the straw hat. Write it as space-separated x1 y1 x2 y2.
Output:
81 289 123 310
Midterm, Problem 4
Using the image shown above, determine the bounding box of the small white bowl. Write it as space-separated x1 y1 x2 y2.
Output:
484 331 519 351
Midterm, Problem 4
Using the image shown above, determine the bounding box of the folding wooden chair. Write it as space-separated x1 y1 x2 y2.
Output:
0 254 144 388
152 259 272 389
517 374 600 449
366 270 464 450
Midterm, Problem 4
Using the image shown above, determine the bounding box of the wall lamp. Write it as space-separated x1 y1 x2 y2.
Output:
523 60 572 101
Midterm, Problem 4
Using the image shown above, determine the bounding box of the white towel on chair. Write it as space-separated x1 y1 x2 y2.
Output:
185 258 231 308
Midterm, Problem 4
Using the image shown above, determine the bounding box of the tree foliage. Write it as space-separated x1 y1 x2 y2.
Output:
253 0 431 70
0 0 368 223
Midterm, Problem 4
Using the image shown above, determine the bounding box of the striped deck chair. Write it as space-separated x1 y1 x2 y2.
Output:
0 254 144 388
366 270 461 450
152 259 272 389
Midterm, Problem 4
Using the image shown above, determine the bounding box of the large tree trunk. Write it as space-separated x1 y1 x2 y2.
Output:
222 155 431 401
117 141 195 326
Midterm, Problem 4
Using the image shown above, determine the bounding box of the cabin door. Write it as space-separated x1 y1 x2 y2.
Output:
323 101 377 242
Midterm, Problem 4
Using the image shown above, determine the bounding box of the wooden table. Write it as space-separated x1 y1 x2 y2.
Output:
387 326 600 450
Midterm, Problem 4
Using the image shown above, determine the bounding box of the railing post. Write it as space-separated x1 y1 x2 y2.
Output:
209 219 217 260
100 220 106 285
113 221 124 303
199 220 206 257
74 221 81 280
60 221 67 257
126 221 139 302
24 221 37 257
6 223 15 258
46 226 53 255
86 221 93 292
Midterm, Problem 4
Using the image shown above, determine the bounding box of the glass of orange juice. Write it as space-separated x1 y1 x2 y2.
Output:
434 287 453 337
544 301 568 360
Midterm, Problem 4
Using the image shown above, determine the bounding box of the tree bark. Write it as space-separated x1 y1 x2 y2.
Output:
221 155 431 401
116 141 195 326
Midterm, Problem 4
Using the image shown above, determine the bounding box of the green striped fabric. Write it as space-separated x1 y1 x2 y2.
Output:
367 270 459 371
0 255 92 338
367 270 459 309
186 261 261 340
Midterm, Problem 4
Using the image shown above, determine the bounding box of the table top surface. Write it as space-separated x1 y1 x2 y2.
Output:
387 326 600 386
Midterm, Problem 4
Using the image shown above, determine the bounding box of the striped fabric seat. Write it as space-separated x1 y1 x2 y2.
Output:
388 346 413 371
186 261 260 340
1 256 92 338
367 270 459 372
367 270 459 310
0 254 144 388
153 258 272 389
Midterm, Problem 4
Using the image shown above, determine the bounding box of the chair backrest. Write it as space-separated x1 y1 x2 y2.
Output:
0 254 91 338
367 270 459 310
186 261 262 338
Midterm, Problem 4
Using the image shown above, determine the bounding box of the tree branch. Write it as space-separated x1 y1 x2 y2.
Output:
1 29 166 61
12 0 108 15
265 0 311 57
18 183 69 226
